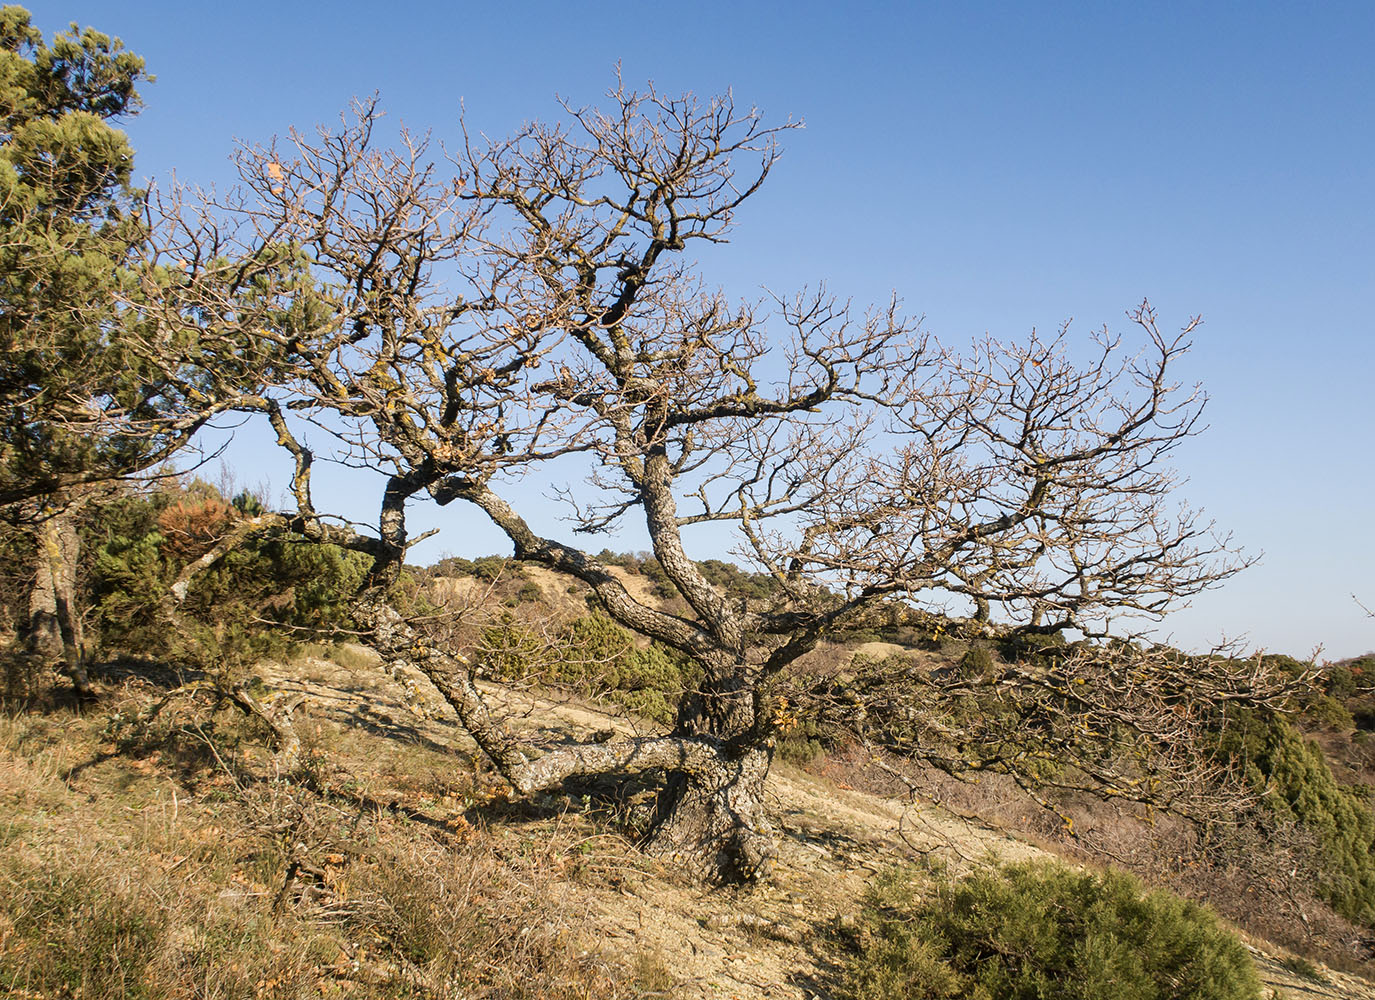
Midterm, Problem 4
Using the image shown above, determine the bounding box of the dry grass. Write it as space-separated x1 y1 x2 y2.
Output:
0 685 670 1000
3 649 1372 1000
293 641 380 674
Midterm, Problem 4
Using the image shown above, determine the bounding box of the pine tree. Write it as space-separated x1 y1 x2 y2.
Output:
0 6 160 506
0 6 156 693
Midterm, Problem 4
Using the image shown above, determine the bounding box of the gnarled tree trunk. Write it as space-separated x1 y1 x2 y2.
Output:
25 510 90 697
645 744 775 882
643 673 777 883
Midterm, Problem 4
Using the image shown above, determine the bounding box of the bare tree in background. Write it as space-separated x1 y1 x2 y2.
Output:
145 82 1299 882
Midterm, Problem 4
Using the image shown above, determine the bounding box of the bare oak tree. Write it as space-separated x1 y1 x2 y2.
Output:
145 83 1297 882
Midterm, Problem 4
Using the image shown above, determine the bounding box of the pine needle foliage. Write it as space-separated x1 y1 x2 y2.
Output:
1227 713 1375 926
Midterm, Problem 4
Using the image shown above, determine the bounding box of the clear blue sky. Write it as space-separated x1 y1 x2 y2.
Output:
27 1 1375 658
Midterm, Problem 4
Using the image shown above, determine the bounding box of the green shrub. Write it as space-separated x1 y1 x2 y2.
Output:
958 645 996 678
509 580 544 605
1324 664 1361 702
85 483 373 669
479 613 696 725
558 613 691 724
1302 694 1355 731
694 558 779 602
1319 657 1375 731
471 554 522 582
1231 715 1375 925
424 554 476 578
479 616 549 680
777 731 826 765
1259 653 1310 681
843 861 1261 1000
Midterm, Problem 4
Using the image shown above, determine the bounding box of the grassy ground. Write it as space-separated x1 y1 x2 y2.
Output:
3 651 1373 1000
0 673 667 999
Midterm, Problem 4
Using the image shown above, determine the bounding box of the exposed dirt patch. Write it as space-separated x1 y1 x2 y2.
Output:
846 641 909 662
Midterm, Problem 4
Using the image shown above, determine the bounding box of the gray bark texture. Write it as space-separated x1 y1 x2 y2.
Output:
641 675 778 881
24 511 90 696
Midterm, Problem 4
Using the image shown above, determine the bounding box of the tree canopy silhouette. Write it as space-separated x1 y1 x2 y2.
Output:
133 82 1300 882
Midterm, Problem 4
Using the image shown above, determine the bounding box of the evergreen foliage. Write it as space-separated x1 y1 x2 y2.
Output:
1227 713 1375 926
436 554 524 582
0 5 159 508
843 861 1261 1000
559 613 691 723
480 612 695 724
957 645 996 679
87 482 371 670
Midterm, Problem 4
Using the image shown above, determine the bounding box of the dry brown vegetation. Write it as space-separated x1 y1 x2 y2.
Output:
0 668 668 1000
3 643 1374 1000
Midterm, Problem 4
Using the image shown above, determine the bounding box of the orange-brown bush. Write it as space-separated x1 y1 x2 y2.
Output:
154 497 236 562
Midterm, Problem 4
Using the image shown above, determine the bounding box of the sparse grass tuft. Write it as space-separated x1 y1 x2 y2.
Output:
1277 955 1327 983
0 848 164 999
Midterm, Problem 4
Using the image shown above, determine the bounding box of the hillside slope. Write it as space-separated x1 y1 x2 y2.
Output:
272 651 1375 999
2 645 1370 998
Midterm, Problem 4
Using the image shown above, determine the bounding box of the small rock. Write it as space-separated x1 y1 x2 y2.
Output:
691 939 724 959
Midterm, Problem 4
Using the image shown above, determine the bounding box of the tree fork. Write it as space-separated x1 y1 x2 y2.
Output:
349 592 776 881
